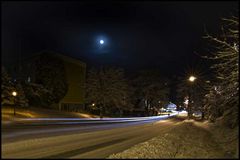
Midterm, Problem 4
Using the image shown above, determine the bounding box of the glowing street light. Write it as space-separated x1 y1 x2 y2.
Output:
12 91 17 97
12 91 17 116
189 76 196 82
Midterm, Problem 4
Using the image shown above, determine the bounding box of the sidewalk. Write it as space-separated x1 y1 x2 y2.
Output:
108 114 238 159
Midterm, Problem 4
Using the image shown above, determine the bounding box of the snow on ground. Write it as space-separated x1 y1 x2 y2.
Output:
1 107 100 122
207 120 239 158
109 115 238 159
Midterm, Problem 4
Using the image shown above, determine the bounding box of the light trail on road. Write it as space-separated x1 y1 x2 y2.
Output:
2 112 183 158
2 113 178 142
2 116 183 158
12 113 178 122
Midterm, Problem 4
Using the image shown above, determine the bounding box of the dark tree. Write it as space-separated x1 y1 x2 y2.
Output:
203 86 223 122
34 53 68 105
1 67 14 106
203 16 239 128
23 82 53 108
86 67 131 117
131 70 170 116
14 82 29 107
176 76 210 119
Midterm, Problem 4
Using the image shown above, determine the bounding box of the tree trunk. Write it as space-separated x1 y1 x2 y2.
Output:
100 106 103 119
100 98 105 119
187 104 192 119
201 111 205 120
119 108 123 117
58 102 61 111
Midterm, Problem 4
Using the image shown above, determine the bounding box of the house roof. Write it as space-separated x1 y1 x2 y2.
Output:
22 50 86 68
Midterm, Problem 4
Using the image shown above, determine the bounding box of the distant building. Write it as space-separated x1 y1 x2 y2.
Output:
17 51 86 111
166 102 177 111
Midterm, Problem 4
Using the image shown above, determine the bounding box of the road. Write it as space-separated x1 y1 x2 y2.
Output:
2 113 183 158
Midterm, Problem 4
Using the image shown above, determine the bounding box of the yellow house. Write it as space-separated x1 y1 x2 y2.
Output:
53 53 86 111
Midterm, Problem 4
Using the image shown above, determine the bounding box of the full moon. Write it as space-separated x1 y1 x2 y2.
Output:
100 40 104 44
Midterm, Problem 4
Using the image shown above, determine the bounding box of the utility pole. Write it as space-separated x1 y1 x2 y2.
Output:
188 76 196 119
18 36 22 82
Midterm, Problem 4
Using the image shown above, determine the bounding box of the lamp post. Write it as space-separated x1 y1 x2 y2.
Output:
187 76 196 119
12 91 17 116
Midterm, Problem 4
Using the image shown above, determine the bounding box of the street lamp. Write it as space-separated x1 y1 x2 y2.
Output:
12 91 17 97
189 76 196 82
12 91 17 116
187 76 196 119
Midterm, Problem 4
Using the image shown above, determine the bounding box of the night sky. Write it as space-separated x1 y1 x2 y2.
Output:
2 1 238 76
